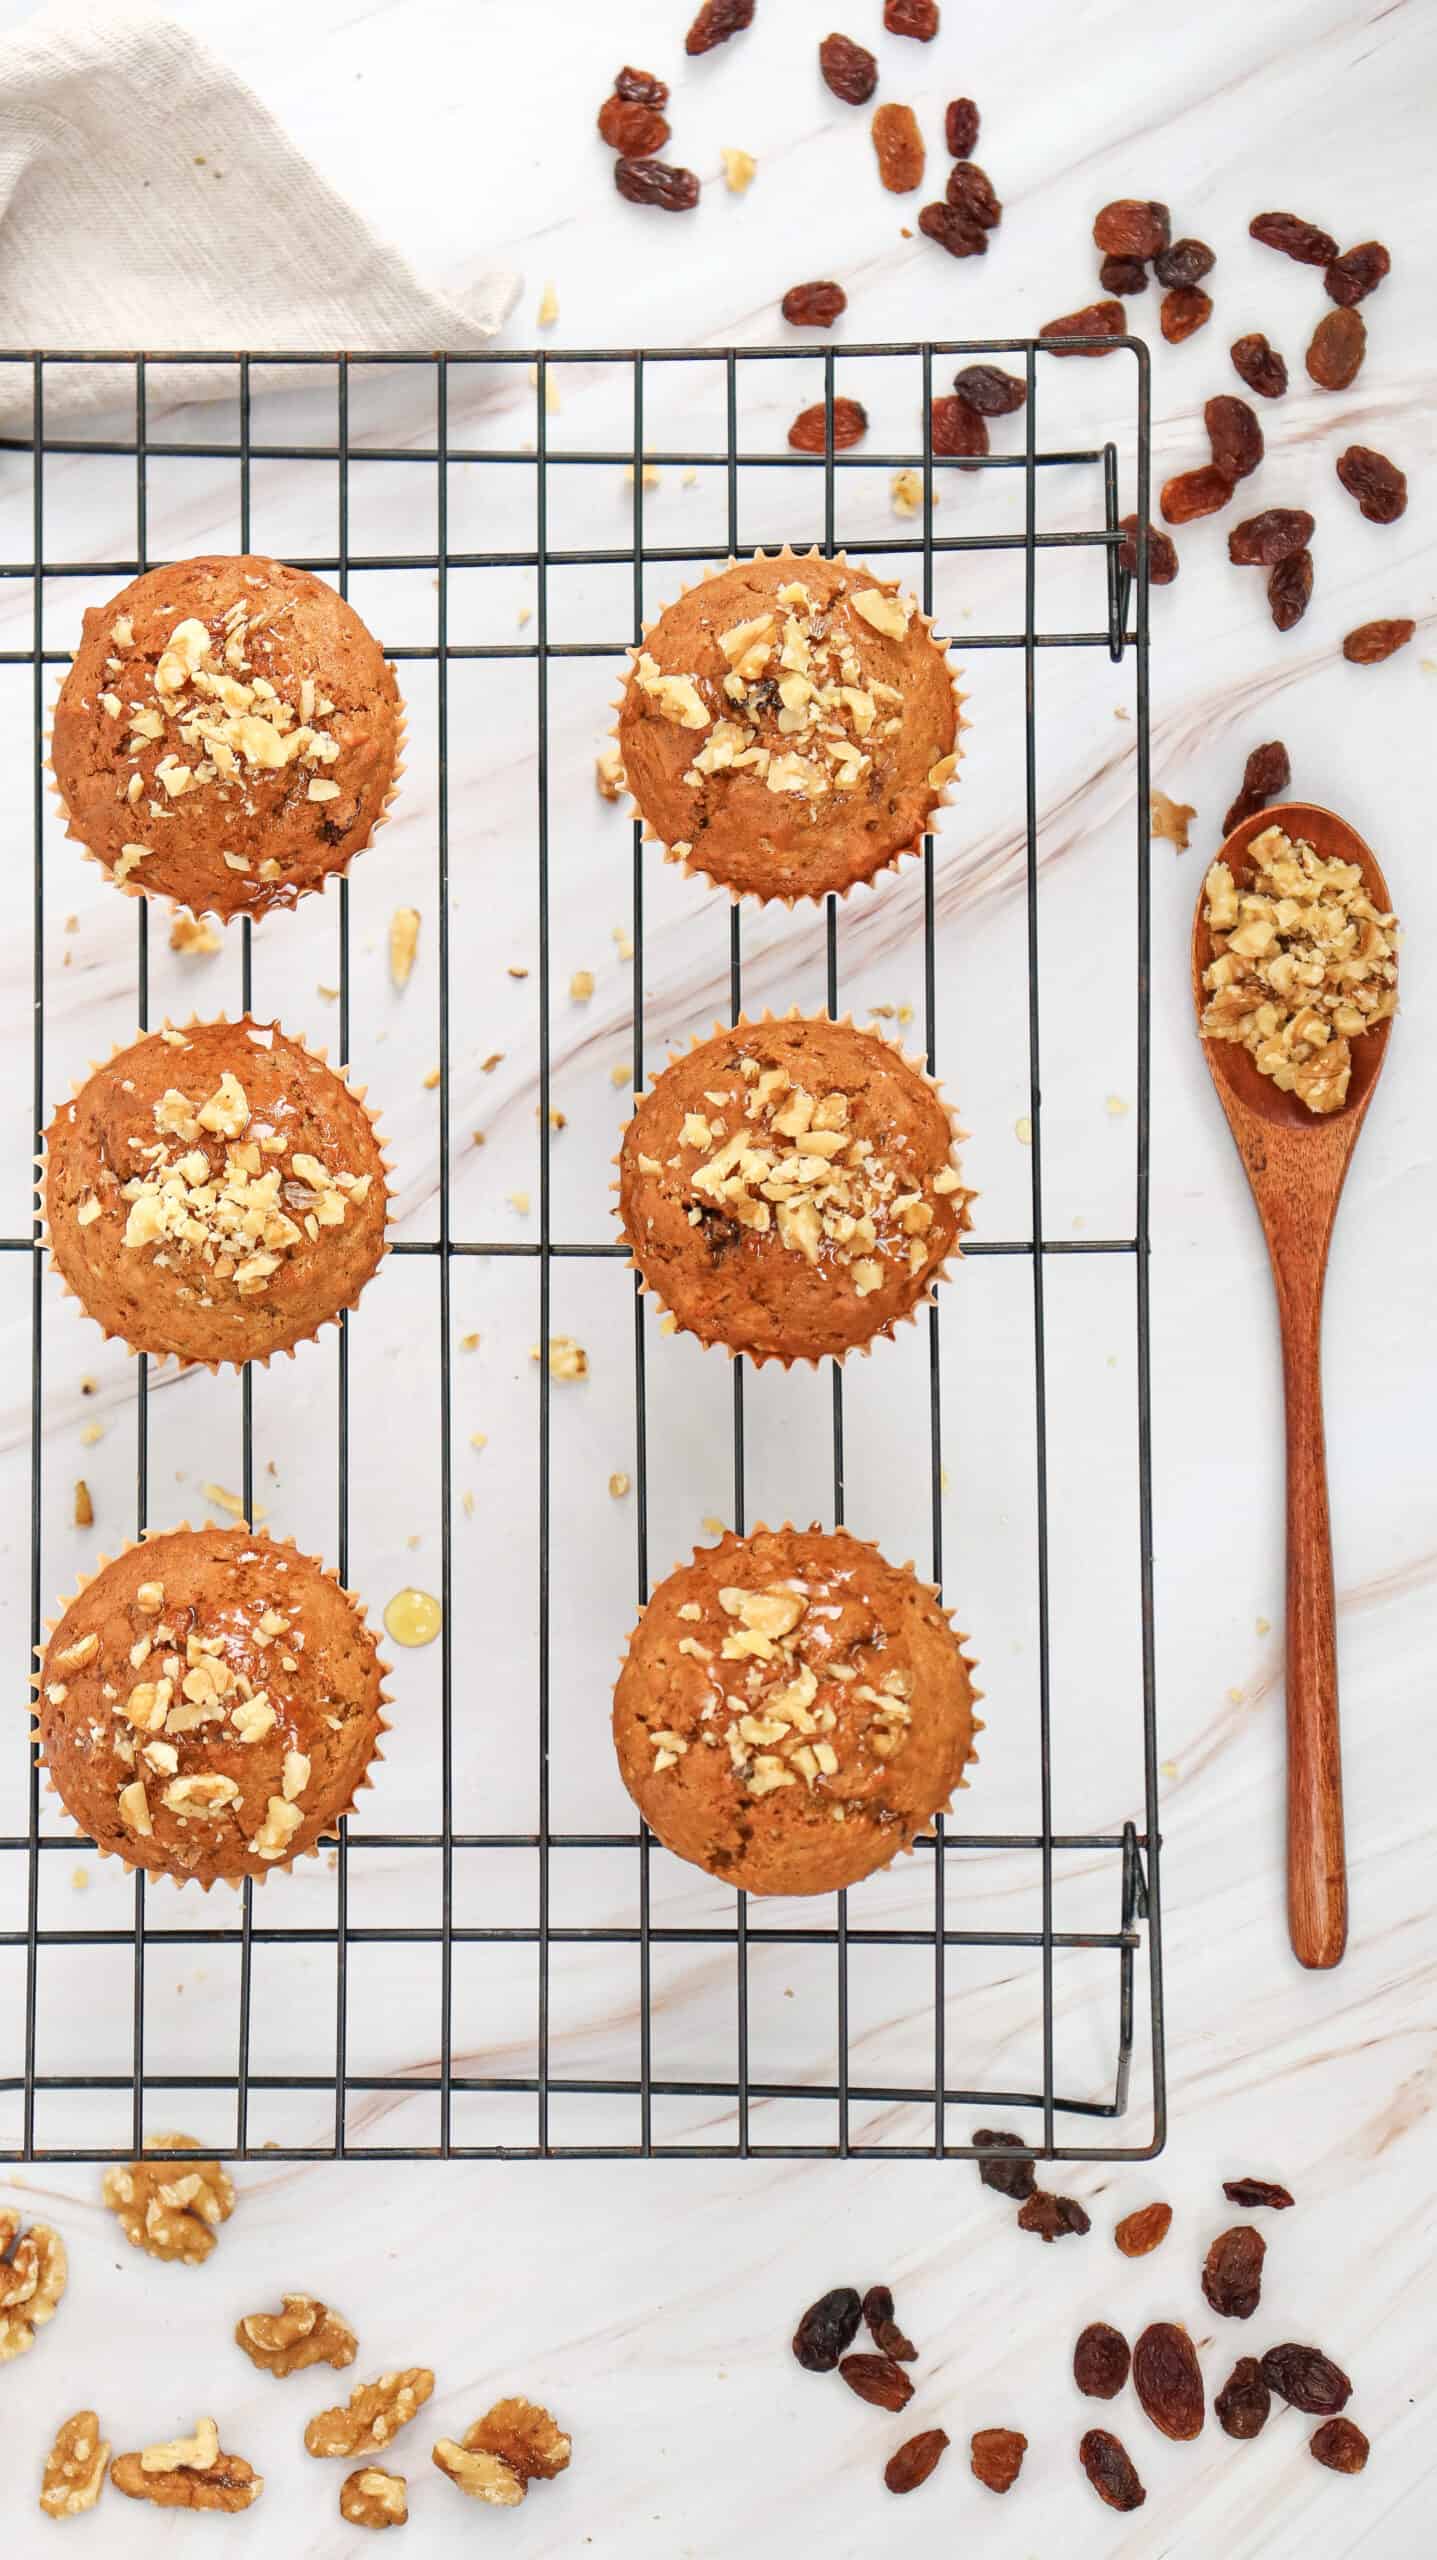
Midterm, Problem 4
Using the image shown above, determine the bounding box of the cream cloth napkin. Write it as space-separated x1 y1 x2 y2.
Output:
0 0 519 427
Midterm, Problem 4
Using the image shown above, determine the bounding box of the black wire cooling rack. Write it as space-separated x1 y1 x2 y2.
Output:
0 341 1164 2163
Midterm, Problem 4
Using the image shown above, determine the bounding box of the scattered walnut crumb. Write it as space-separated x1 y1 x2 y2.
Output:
569 968 595 1000
536 280 559 329
202 1481 261 1521
461 1489 476 1518
891 469 933 517
470 1432 488 1452
317 983 339 1002
596 745 626 802
482 1053 503 1074
1014 1115 1032 1145
422 1067 440 1090
0 2215 66 2360
610 1061 633 1088
1105 1094 1130 1117
78 1421 104 1448
623 463 661 491
1256 1614 1271 1636
517 605 532 628
389 907 421 990
472 1128 485 1148
80 1377 97 1396
508 1190 531 1215
169 914 222 956
702 1515 726 1537
70 1866 89 1890
526 363 561 413
613 924 634 961
40 2408 110 2516
608 1471 631 1499
508 963 529 980
460 1332 480 1351
534 1336 588 1381
73 1479 93 1527
1201 824 1398 1112
64 913 78 933
721 146 757 192
548 1107 566 1130
1150 790 1196 850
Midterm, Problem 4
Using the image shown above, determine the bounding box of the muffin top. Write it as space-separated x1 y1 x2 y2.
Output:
616 551 959 901
51 555 401 921
617 1014 971 1363
44 1017 388 1369
36 1526 386 1888
613 1526 979 1897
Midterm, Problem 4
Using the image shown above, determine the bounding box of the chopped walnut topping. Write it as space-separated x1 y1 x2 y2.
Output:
340 2465 409 2528
433 2398 570 2507
249 1794 303 1860
389 906 421 989
40 2409 111 2517
101 2135 235 2265
111 2422 261 2511
304 2370 435 2460
650 1579 914 1804
1201 825 1398 1113
236 2293 358 2377
109 606 342 827
0 2218 67 2363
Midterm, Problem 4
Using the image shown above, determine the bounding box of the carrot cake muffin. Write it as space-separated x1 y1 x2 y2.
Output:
42 1017 389 1369
613 1525 980 1897
617 1013 971 1364
615 550 960 901
51 555 401 921
35 1525 387 1888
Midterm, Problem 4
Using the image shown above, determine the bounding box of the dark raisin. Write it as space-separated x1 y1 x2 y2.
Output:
970 2428 1026 2494
1325 240 1390 306
1161 285 1213 343
792 2286 862 2371
1205 395 1263 481
1074 2322 1131 2399
819 32 878 102
1310 2417 1370 2473
1250 210 1338 265
1093 198 1170 258
972 2130 1036 2201
615 157 700 212
1228 507 1315 564
946 160 1002 226
884 2429 949 2495
1307 307 1366 389
1080 2429 1146 2512
952 363 1027 415
597 96 671 154
861 2284 917 2361
839 2352 915 2411
1260 2344 1353 2414
1039 299 1126 354
1133 2323 1205 2441
1202 2225 1266 2320
918 200 987 257
1114 2200 1173 2255
1222 2176 1295 2210
872 103 926 193
781 280 847 328
1161 465 1237 526
930 396 988 465
944 97 980 157
788 396 868 453
1100 255 1149 296
1222 741 1291 836
1343 616 1414 663
1155 236 1215 287
884 0 940 36
1017 2190 1091 2242
1269 550 1314 631
1118 518 1178 584
615 66 669 107
1230 332 1288 399
1336 443 1407 524
1215 2356 1272 2440
685 0 754 55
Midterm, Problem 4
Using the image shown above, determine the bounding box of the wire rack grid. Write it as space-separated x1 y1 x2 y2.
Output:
0 338 1164 2164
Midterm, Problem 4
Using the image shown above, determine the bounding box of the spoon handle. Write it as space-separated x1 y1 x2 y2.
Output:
1277 1275 1347 1969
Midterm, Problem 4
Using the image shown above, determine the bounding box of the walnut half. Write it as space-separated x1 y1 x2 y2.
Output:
101 2133 235 2265
433 2398 571 2507
340 2466 409 2529
0 2219 67 2363
235 2292 358 2377
304 2369 434 2459
40 2410 111 2517
110 2417 262 2511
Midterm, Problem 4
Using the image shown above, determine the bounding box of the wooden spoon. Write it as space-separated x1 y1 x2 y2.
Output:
1191 803 1396 1970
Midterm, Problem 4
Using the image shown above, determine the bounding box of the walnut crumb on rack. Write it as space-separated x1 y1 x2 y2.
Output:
389 907 420 989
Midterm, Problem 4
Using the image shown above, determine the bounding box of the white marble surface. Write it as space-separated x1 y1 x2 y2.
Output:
0 0 1434 2550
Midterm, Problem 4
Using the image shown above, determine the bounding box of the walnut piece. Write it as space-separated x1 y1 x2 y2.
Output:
305 2369 434 2459
433 2398 571 2506
110 2419 262 2510
340 2466 409 2529
101 2133 235 2264
40 2409 110 2517
0 2219 67 2362
236 2291 358 2377
1201 825 1399 1113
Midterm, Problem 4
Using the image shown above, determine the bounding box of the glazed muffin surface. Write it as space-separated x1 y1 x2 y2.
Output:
618 1014 970 1363
616 552 958 901
43 1017 388 1368
52 554 400 920
613 1526 979 1897
37 1526 386 1888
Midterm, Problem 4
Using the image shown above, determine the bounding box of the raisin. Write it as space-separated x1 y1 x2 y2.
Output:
615 66 669 107
1228 507 1314 564
884 2429 949 2495
685 0 754 55
952 363 1027 415
1155 236 1215 287
1039 299 1126 354
788 396 868 453
781 280 847 328
1205 395 1263 481
1074 2322 1131 2399
615 157 700 212
1336 443 1407 524
1093 199 1170 258
1343 616 1414 663
1161 286 1213 343
1017 2190 1091 2242
1260 2344 1352 2414
872 102 926 194
1161 465 1237 526
839 2352 915 2411
946 160 1002 227
1118 517 1179 584
1311 2417 1370 2474
1222 741 1291 836
1230 332 1288 399
1133 2323 1205 2441
597 96 671 154
931 396 988 465
1222 2177 1295 2210
972 2130 1036 2201
861 2284 917 2362
1268 550 1314 631
792 2286 862 2371
884 0 940 36
918 200 988 258
1325 240 1390 306
819 32 878 102
1215 2356 1272 2440
970 2428 1026 2494
1080 2429 1146 2512
1250 210 1338 265
1114 2200 1173 2256
945 97 980 157
1100 255 1149 296
1307 306 1366 390
1202 2225 1266 2320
